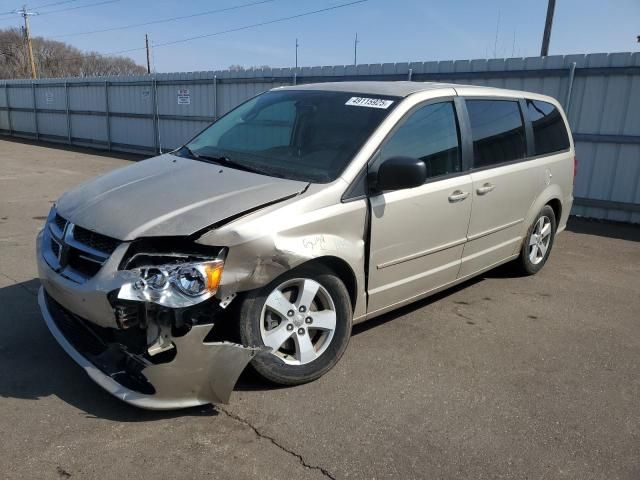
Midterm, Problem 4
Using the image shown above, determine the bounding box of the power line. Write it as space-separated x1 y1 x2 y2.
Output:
52 0 276 38
31 0 79 10
8 0 370 70
0 0 116 22
0 0 79 13
115 0 369 54
37 0 119 16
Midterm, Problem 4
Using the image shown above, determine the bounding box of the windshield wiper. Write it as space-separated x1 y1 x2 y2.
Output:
197 154 266 176
181 145 201 160
180 146 268 176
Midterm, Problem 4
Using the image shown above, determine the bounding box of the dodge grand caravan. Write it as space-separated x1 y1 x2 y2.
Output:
37 81 574 409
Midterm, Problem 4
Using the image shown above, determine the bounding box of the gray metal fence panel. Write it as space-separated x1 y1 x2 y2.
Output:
1 52 639 222
37 112 68 137
110 117 155 149
70 114 107 142
10 111 35 134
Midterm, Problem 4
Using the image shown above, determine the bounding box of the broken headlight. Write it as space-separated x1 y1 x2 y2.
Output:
118 260 224 308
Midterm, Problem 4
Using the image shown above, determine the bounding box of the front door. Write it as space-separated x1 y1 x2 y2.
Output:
367 100 473 315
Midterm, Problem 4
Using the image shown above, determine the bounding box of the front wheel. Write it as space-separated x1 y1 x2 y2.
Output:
515 205 557 275
238 265 352 385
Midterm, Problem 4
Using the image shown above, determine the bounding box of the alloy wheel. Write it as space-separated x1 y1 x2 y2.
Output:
528 216 552 265
259 278 337 365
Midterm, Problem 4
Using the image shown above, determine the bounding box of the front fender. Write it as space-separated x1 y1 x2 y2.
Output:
197 197 368 321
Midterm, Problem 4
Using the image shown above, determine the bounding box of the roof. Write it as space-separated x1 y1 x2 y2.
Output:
274 81 462 97
273 81 561 107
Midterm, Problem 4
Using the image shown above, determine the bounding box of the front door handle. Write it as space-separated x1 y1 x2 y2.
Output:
476 183 495 195
448 190 470 202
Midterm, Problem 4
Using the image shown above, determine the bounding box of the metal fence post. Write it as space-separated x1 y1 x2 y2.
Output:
408 68 413 81
213 75 218 120
152 78 161 153
104 81 111 151
564 62 577 113
65 81 72 144
293 72 297 85
4 84 12 135
32 82 39 140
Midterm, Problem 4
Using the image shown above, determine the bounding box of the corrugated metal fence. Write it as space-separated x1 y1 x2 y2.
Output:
1 52 639 223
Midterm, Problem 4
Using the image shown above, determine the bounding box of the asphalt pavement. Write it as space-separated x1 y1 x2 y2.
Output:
0 138 638 479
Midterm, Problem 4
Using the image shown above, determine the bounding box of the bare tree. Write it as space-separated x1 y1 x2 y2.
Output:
228 64 271 71
0 27 146 79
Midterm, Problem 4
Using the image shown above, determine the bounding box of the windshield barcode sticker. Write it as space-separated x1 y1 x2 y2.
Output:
345 97 394 109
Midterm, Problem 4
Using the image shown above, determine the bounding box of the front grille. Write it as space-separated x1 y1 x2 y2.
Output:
73 225 120 255
50 238 60 258
54 213 67 232
67 251 103 278
44 211 122 283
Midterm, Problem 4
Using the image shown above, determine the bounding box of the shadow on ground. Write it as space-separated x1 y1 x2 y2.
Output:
3 215 634 415
566 217 639 242
0 266 521 412
0 279 216 421
1 136 147 162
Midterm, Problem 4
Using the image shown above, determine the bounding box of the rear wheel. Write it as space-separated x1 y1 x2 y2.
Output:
515 205 557 275
238 265 352 385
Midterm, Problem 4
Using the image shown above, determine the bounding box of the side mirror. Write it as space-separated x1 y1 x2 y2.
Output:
370 156 427 192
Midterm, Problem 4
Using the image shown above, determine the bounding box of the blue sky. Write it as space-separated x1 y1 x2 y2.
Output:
0 0 638 72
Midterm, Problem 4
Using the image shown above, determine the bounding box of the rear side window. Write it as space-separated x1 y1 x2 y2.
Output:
526 99 570 155
466 99 526 168
381 101 460 179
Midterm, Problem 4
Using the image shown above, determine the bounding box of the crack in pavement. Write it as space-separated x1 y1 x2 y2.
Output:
218 406 337 480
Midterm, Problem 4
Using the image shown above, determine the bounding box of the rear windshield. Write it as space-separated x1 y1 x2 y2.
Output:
183 90 399 183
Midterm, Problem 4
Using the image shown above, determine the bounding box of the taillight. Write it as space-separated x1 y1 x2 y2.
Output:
573 156 578 185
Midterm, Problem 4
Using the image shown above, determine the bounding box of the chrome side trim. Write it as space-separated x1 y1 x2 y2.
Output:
376 237 467 270
466 218 523 242
365 253 520 320
368 257 461 297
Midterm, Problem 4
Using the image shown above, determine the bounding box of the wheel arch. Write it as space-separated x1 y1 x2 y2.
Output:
546 197 562 226
516 185 565 255
294 256 359 313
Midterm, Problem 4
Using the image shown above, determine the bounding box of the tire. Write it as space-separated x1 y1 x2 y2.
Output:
515 205 557 275
238 264 352 385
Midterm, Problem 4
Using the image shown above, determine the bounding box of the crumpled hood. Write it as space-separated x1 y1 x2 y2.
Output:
56 154 308 240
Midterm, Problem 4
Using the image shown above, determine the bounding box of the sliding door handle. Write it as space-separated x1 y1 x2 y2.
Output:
476 183 495 195
448 190 470 202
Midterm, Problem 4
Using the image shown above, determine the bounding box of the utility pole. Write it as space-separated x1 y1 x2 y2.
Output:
353 32 359 65
145 34 151 74
17 5 37 79
540 0 556 56
295 38 299 69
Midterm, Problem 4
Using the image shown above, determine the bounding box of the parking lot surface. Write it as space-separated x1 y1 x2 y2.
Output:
0 138 639 479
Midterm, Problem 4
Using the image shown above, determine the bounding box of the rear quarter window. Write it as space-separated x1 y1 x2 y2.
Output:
526 100 570 155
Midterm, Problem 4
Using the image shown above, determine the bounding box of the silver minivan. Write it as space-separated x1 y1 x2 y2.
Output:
37 81 574 409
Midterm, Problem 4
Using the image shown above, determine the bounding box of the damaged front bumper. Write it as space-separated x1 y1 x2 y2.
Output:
39 288 259 409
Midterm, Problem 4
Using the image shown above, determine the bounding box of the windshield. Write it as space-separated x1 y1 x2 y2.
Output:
182 90 399 183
